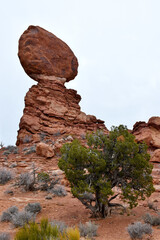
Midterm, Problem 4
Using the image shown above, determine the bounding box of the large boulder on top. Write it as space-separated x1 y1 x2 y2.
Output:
18 25 78 83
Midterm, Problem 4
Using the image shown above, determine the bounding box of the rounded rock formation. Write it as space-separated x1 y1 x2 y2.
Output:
18 25 78 83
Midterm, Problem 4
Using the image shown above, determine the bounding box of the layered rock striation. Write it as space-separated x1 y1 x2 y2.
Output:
17 26 107 145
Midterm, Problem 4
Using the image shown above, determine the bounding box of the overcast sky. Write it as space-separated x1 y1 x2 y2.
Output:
0 0 160 146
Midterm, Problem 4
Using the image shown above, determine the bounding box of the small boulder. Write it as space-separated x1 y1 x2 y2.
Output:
150 149 160 163
36 142 54 158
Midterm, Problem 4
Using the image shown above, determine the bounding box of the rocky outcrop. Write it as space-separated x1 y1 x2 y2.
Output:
18 25 78 82
132 117 160 162
132 117 160 191
132 117 160 150
16 26 107 145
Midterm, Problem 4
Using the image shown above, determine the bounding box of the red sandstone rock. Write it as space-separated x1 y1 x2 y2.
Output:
36 142 54 158
132 117 160 149
17 26 107 145
16 80 107 145
150 149 160 163
18 25 78 82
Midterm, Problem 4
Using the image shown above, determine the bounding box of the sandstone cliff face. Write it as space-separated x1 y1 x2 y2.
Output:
17 26 107 145
16 80 106 145
132 117 160 163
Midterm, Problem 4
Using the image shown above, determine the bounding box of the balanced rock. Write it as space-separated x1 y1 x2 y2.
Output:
17 26 107 145
18 25 78 82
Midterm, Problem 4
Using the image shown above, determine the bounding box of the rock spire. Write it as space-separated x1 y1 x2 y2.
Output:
17 25 107 145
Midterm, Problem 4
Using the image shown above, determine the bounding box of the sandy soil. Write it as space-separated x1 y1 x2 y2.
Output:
0 150 160 240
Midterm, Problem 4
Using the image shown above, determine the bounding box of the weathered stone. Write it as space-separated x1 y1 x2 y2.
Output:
150 149 160 163
18 25 78 82
36 142 54 158
16 80 107 145
132 117 160 149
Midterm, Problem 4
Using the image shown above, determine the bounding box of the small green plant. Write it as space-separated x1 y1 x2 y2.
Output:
0 206 18 222
0 233 10 240
49 185 67 197
50 220 67 233
78 221 98 238
0 203 41 228
0 168 12 184
14 218 81 240
18 172 35 191
23 145 36 155
66 227 80 240
127 222 152 239
2 145 18 155
143 212 160 226
25 203 41 214
37 172 50 182
1 212 12 222
12 211 34 227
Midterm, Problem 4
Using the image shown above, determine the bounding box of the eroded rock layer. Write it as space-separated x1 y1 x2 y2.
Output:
16 80 107 145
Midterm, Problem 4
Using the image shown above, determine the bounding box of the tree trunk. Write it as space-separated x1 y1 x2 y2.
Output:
101 203 106 218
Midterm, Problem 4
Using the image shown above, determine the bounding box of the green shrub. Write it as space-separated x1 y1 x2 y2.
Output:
8 206 19 215
0 168 12 184
12 211 34 227
14 218 81 240
59 125 154 218
0 206 18 222
78 221 98 238
0 212 12 222
143 212 160 226
37 172 50 182
25 203 41 214
66 227 80 240
50 220 67 233
0 233 10 240
2 145 18 155
18 173 35 191
49 185 67 197
0 203 41 228
127 222 152 239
